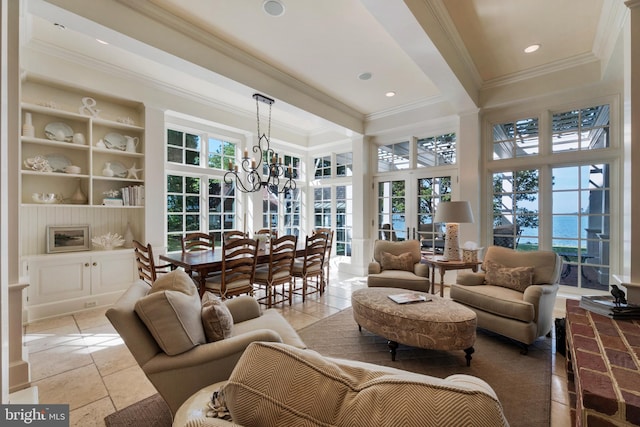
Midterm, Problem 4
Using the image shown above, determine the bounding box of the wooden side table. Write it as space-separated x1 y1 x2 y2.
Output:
421 256 482 297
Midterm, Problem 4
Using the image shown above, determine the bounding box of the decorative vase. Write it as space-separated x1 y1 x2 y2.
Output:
123 222 134 248
102 162 114 177
22 112 34 137
69 179 87 204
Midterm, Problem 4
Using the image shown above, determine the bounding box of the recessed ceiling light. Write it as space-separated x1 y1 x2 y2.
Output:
263 0 285 17
385 91 396 97
524 44 540 53
53 23 66 30
358 72 372 81
96 39 109 45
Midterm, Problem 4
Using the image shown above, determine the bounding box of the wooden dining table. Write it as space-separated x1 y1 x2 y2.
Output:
160 244 306 296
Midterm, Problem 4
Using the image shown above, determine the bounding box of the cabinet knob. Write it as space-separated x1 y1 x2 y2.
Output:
92 262 97 266
84 263 90 267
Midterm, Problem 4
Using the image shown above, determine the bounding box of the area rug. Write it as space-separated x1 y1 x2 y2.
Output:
104 393 171 427
297 308 552 427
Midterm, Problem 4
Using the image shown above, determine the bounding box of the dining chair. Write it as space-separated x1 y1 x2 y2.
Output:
291 233 327 302
253 234 297 308
313 228 334 287
256 228 278 240
204 237 258 299
133 240 171 284
181 232 215 253
223 230 249 244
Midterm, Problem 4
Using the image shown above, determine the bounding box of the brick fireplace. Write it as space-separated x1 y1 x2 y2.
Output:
565 299 640 426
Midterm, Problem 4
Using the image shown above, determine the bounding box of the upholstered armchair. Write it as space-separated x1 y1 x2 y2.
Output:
106 272 305 416
367 240 430 292
450 246 562 354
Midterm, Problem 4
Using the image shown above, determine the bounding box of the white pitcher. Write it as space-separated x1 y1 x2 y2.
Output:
125 136 139 153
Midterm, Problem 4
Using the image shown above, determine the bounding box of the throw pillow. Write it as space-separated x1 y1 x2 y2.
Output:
380 251 414 272
484 259 534 292
201 291 234 342
135 269 205 355
149 268 197 296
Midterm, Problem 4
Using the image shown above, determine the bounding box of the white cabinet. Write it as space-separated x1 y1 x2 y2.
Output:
25 250 137 322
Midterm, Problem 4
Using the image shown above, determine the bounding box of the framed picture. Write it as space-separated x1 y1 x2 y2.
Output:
46 225 91 253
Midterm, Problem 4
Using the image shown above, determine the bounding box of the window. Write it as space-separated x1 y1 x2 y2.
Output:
377 180 406 241
552 105 609 152
417 133 456 167
377 141 410 172
492 118 539 159
284 155 301 180
487 101 616 291
166 174 201 252
208 138 236 170
314 156 331 179
262 188 279 229
284 188 301 237
336 152 353 177
166 126 238 250
417 176 451 242
167 130 201 166
208 178 236 245
492 170 539 250
314 187 332 227
551 164 609 291
335 185 352 255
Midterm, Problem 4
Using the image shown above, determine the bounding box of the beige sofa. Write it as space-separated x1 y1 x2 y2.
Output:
177 342 509 427
367 239 430 292
450 246 561 353
106 276 305 416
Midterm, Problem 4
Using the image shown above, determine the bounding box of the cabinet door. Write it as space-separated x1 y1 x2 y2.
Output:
90 250 137 295
28 255 91 306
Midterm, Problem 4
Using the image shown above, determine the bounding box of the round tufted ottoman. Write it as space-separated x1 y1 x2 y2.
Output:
351 287 477 365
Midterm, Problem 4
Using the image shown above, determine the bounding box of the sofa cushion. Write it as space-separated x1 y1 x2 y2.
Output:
484 259 534 292
202 291 234 342
380 251 413 271
450 284 535 323
134 270 205 355
223 342 506 427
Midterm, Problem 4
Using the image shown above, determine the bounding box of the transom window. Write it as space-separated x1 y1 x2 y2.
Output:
417 133 457 167
492 118 539 159
336 152 353 177
168 130 201 166
314 156 331 179
552 105 609 152
377 141 410 172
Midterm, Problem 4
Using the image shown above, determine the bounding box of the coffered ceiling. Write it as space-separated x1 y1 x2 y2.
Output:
24 0 627 136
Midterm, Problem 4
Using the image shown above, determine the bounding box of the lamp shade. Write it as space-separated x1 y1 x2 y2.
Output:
434 201 474 224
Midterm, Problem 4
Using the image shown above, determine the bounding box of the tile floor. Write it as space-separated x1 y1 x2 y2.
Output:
24 269 573 426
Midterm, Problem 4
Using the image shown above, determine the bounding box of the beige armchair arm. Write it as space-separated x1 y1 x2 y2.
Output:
413 263 429 278
456 272 486 286
144 329 284 375
368 261 382 274
224 295 262 323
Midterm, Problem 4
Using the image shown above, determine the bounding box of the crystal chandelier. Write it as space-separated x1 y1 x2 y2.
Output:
224 93 296 195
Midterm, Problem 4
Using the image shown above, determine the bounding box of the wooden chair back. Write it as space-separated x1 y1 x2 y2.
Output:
219 238 259 298
256 228 278 239
181 232 215 253
223 230 248 244
133 240 166 284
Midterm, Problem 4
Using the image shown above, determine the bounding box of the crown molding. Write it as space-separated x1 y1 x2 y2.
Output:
625 0 640 9
366 95 446 122
482 52 599 89
593 0 628 74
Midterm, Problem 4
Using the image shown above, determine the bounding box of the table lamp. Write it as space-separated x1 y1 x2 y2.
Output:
434 201 474 261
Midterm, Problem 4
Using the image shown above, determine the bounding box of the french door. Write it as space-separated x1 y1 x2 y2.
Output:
375 171 454 242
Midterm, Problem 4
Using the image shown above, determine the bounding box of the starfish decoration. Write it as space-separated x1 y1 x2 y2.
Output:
126 162 143 180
